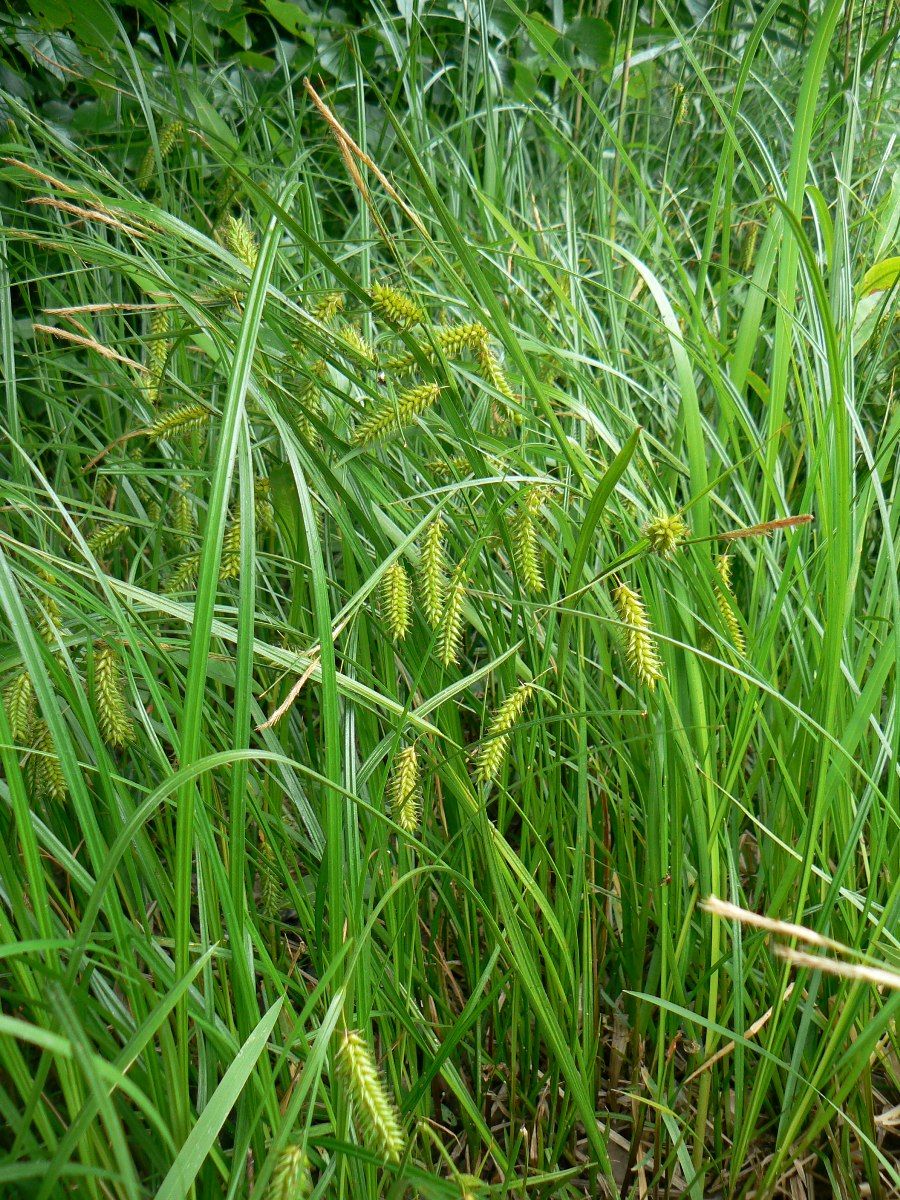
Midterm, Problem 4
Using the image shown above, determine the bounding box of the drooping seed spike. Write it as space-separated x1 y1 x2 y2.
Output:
145 308 173 406
312 291 345 323
219 519 242 582
86 522 130 558
266 1144 312 1200
379 562 412 643
223 213 258 270
386 321 489 373
475 337 514 400
474 682 534 786
352 383 440 446
93 642 135 749
370 283 425 330
642 513 690 558
438 571 466 667
386 746 420 834
715 554 746 654
419 516 446 628
336 1028 405 1163
511 506 543 594
170 481 195 547
136 119 183 189
612 582 663 690
148 402 210 441
339 323 377 366
166 551 200 593
26 719 67 802
4 671 35 743
259 836 283 920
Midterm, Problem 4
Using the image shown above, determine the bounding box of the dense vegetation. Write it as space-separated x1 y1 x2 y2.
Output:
0 1 898 1196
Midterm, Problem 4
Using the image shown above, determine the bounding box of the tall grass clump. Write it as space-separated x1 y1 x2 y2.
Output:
0 2 897 1198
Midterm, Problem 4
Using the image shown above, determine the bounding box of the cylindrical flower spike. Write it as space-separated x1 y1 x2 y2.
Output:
266 1143 311 1199
386 746 420 834
352 383 440 446
438 571 466 667
474 682 534 785
613 582 663 689
379 562 412 642
642 513 689 557
370 283 425 330
93 643 135 749
336 1028 405 1163
418 516 446 628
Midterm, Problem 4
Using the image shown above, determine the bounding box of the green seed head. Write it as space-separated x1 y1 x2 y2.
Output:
438 571 466 667
387 745 420 834
474 682 534 786
613 582 663 690
336 1028 405 1163
642 513 690 557
419 516 446 628
266 1143 311 1200
352 383 440 446
4 671 35 743
371 283 425 330
379 562 412 643
93 642 135 749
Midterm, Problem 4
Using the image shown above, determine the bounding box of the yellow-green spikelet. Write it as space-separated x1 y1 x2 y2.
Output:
475 338 514 400
386 321 487 373
266 1144 311 1200
149 403 210 441
93 642 135 748
386 746 420 834
339 323 377 366
166 551 200 593
511 501 543 594
418 516 446 628
379 562 412 642
613 582 663 689
336 1028 405 1162
370 283 425 330
145 308 173 406
136 119 183 189
642 513 689 558
352 383 440 446
219 519 242 582
26 719 66 802
438 571 466 667
87 522 130 558
474 682 534 785
170 481 195 547
223 214 258 270
259 836 283 920
715 553 746 654
312 291 345 323
4 671 35 742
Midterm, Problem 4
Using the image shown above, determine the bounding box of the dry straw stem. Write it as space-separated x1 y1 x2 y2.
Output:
701 896 847 954
774 947 900 991
303 78 428 239
719 514 813 541
32 324 146 372
26 196 147 239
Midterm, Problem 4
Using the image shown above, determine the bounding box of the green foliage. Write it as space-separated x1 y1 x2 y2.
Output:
0 3 897 1199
